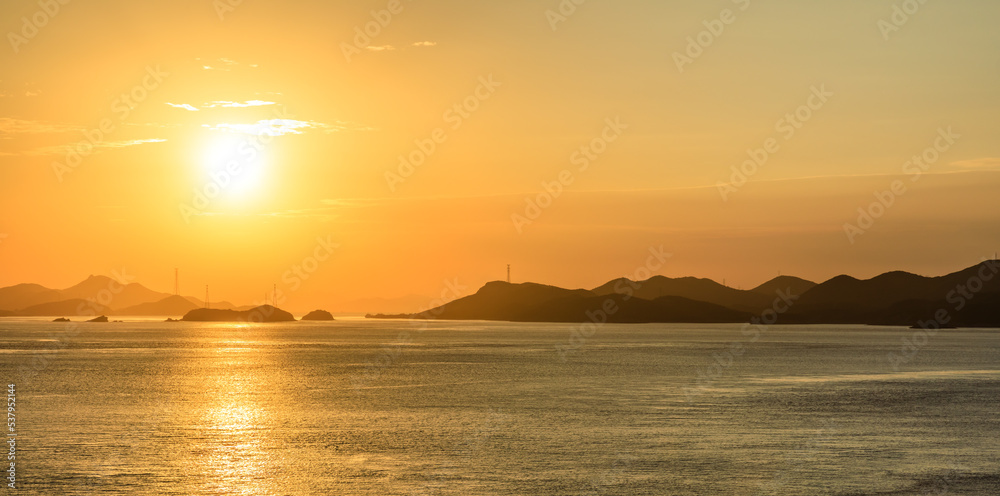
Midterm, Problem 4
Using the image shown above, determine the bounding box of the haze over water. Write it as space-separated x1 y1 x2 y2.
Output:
3 319 998 495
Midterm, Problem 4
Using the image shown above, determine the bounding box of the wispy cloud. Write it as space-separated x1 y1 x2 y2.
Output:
204 119 374 136
366 45 396 52
0 117 81 135
412 41 437 47
167 100 277 111
950 157 1000 169
197 57 257 71
203 100 276 108
204 119 324 136
6 139 167 157
166 102 200 112
0 89 41 98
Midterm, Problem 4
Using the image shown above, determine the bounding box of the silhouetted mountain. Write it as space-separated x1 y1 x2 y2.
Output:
865 291 1000 328
413 281 594 321
0 275 245 315
0 283 62 311
17 299 111 317
60 275 175 310
387 281 748 324
751 276 816 298
591 276 773 312
511 294 750 323
370 261 1000 327
182 305 295 322
301 310 335 321
116 295 200 316
782 261 1000 324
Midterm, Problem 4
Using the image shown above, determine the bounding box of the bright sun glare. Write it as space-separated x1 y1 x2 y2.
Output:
199 133 268 201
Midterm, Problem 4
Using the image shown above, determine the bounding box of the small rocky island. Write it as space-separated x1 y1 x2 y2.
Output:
181 305 295 323
87 315 109 323
301 310 335 321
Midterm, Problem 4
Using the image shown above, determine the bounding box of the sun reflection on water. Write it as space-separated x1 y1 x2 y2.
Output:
194 351 281 495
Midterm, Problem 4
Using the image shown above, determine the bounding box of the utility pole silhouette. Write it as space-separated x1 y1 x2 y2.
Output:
205 285 210 309
507 264 511 284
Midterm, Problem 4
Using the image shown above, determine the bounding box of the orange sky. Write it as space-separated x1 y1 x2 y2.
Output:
1 0 999 310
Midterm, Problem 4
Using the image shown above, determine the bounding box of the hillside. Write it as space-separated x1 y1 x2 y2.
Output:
116 295 200 317
751 276 816 298
182 305 296 322
511 294 751 323
0 283 62 311
591 276 773 312
16 299 112 317
0 275 242 315
370 261 1000 327
782 261 1000 324
414 281 594 321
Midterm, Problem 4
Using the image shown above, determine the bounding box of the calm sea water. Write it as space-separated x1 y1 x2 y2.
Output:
1 318 997 495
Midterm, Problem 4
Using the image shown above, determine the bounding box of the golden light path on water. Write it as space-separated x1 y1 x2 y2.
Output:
197 331 279 496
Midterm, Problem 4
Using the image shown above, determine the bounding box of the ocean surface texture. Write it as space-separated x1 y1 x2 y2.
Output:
1 319 997 495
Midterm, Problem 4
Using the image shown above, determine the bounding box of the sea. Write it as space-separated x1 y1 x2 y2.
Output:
0 318 997 495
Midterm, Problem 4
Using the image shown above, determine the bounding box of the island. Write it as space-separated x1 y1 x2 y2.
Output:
87 315 109 323
301 310 335 321
52 317 70 322
181 305 295 323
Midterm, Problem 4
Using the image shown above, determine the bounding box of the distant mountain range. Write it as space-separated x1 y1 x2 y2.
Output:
0 275 239 317
370 261 1000 328
5 261 999 326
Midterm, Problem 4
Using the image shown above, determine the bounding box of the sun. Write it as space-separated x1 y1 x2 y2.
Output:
198 133 269 202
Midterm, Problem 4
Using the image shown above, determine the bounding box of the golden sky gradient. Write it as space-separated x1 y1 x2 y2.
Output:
1 0 999 310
